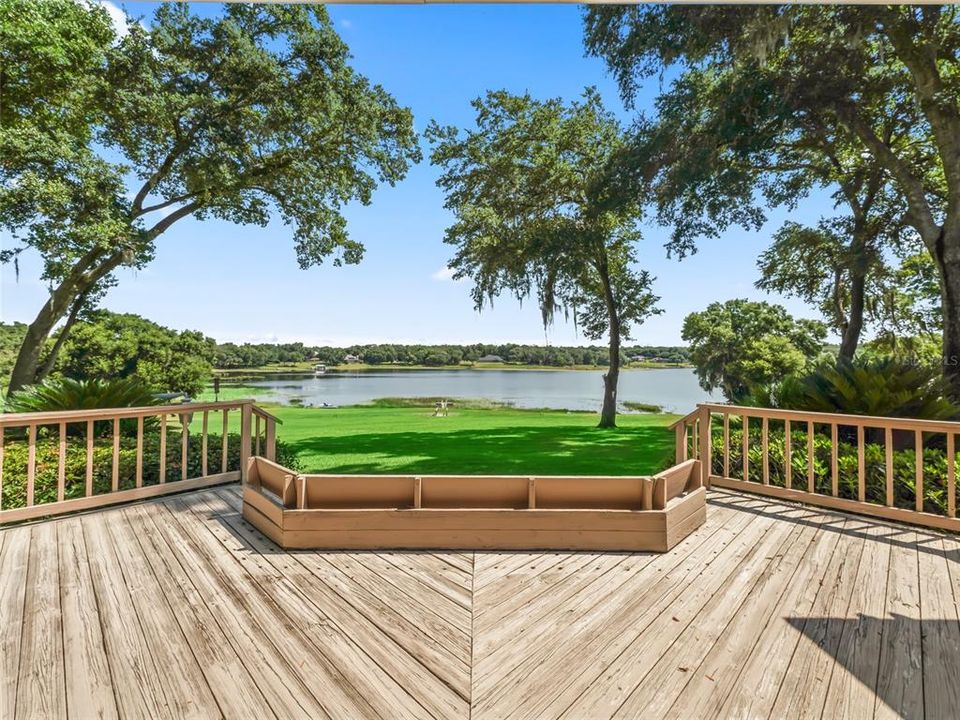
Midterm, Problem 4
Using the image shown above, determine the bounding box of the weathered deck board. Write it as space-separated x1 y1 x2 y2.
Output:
57 519 119 720
3 485 960 719
0 525 31 720
15 522 66 720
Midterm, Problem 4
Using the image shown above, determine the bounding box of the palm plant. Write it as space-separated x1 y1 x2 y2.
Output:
4 377 161 437
748 356 960 421
5 376 159 413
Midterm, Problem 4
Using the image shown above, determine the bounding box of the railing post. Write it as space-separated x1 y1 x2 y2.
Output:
675 422 688 463
240 403 252 483
698 405 712 489
265 417 277 462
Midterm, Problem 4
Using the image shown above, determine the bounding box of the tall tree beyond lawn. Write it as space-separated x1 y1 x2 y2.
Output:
0 1 420 395
55 311 216 397
427 89 660 428
682 300 827 403
0 313 215 398
584 5 960 394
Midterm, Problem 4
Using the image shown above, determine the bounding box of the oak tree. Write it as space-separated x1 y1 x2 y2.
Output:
1 2 420 393
585 5 960 392
427 89 660 427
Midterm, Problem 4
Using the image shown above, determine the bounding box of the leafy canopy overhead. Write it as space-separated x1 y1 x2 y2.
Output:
583 5 953 255
1 1 421 282
583 5 960 393
1 0 421 393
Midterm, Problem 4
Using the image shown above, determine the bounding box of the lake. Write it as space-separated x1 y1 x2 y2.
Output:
229 367 718 414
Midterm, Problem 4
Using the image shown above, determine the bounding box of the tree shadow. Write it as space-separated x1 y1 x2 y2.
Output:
287 424 675 476
785 614 960 718
708 490 960 564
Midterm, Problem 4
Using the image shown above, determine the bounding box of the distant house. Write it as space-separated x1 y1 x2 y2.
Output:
477 354 504 363
343 354 361 363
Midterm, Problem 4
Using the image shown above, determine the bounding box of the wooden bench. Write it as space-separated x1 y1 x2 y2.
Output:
242 457 706 552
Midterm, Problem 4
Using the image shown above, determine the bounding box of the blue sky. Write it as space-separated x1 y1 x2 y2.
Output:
0 2 835 347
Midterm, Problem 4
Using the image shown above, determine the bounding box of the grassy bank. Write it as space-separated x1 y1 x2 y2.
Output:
252 402 679 476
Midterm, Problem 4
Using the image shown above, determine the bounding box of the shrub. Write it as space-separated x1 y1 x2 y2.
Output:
4 377 161 439
712 424 957 515
5 377 159 413
747 356 959 420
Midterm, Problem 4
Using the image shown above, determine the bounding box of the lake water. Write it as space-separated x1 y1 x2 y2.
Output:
233 368 718 414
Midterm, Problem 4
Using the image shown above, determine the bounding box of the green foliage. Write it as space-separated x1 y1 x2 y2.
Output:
426 89 659 342
5 376 158 414
860 334 944 370
582 6 941 255
2 2 420 275
0 1 420 390
582 5 960 394
682 299 827 402
56 311 215 396
0 322 27 390
214 341 691 370
623 401 664 413
713 425 958 515
0 0 113 136
427 89 660 426
873 251 943 340
754 218 916 354
0 430 300 511
748 357 960 421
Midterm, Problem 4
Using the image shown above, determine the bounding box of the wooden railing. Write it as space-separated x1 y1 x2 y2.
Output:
0 400 279 524
674 403 960 533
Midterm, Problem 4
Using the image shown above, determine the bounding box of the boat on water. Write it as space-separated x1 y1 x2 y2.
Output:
313 363 326 376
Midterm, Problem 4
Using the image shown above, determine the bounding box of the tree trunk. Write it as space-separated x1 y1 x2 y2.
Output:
5 248 124 396
938 231 960 400
599 335 621 429
35 289 90 384
838 264 867 361
598 260 621 429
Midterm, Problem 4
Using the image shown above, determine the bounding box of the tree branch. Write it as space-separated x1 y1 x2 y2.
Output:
878 8 960 197
35 286 92 382
837 103 941 244
137 192 199 216
146 201 202 237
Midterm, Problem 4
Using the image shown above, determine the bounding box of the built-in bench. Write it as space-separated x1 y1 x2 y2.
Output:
242 457 707 552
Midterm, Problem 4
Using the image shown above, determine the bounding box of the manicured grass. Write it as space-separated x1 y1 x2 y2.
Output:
257 404 679 476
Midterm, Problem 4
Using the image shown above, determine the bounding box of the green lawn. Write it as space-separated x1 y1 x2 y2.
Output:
255 404 678 476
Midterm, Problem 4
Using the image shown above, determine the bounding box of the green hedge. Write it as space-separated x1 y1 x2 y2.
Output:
1 430 300 511
712 424 957 515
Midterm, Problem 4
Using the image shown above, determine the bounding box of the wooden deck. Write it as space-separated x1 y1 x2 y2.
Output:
2 486 960 719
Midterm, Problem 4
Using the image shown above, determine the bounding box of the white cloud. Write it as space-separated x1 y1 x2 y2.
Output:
340 18 353 29
431 266 459 282
99 0 130 38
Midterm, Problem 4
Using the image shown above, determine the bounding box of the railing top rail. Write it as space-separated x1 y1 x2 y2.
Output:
698 402 960 433
251 405 283 425
0 399 258 427
668 408 700 431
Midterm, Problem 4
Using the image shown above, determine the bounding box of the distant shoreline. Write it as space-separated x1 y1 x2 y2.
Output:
214 361 693 377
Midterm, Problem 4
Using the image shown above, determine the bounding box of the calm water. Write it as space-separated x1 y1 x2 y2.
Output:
233 368 717 414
